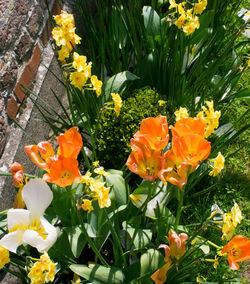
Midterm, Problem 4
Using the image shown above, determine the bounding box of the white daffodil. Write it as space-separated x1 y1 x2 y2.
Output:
0 178 58 253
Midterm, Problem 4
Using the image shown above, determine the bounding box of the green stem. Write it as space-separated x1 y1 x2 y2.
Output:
76 211 109 267
3 266 26 281
81 148 91 170
103 209 127 267
0 172 37 178
174 189 184 230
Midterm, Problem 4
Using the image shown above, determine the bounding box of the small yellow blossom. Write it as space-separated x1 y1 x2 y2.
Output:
221 213 235 241
209 152 225 177
183 16 200 35
72 52 87 72
71 273 81 284
158 100 166 106
196 101 221 138
174 107 189 121
81 199 94 213
0 245 10 269
28 252 57 284
194 0 207 15
205 257 220 269
169 0 177 10
53 11 74 27
94 166 110 177
111 93 122 116
231 203 242 227
58 45 72 62
175 14 186 29
79 171 95 186
91 75 103 97
70 71 89 90
90 180 111 208
92 161 99 168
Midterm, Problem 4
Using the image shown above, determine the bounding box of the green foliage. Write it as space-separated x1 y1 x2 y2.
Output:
94 88 171 169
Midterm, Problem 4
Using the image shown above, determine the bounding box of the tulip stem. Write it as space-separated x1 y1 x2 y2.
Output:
175 189 184 229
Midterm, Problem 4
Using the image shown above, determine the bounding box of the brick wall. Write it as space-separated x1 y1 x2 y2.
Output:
0 0 62 156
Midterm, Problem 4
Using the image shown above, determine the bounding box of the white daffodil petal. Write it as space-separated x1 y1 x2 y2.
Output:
22 218 58 253
22 178 53 219
0 231 23 253
7 209 30 231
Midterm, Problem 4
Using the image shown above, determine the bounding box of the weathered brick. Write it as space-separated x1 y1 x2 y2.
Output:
14 44 41 102
41 19 52 46
27 5 43 37
0 53 18 90
52 0 61 15
6 95 19 119
15 30 34 61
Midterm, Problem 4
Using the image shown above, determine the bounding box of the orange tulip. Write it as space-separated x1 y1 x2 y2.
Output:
170 117 205 138
9 162 24 188
43 155 81 187
57 127 83 158
133 116 169 151
222 235 250 270
172 134 211 167
158 150 191 190
126 140 163 181
167 229 188 262
24 144 51 171
151 260 172 284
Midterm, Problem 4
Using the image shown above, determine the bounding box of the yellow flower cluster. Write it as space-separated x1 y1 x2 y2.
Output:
52 11 81 62
221 203 242 241
0 245 10 269
174 107 189 121
169 0 207 35
111 93 122 116
28 252 57 284
209 152 225 176
78 168 111 212
196 101 221 138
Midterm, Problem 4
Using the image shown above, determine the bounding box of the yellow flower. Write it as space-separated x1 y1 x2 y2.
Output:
158 100 166 106
174 107 189 121
73 52 87 72
94 166 110 177
28 252 57 284
177 2 186 15
205 257 220 269
169 0 177 10
231 203 242 227
90 180 111 208
58 45 72 62
81 199 94 213
222 213 235 241
91 75 103 97
183 16 200 35
71 273 81 284
78 171 95 187
70 71 89 90
194 0 207 15
209 152 225 177
175 14 186 29
53 11 74 27
111 93 122 116
196 101 221 138
0 245 10 269
92 161 99 168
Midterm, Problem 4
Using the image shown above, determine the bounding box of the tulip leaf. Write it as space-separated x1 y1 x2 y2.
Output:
106 170 128 206
70 264 125 284
124 224 152 250
63 226 86 258
140 249 164 278
104 71 139 100
142 6 161 37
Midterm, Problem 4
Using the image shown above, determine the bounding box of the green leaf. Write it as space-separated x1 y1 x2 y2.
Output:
63 226 86 258
142 6 161 36
106 170 128 206
104 71 139 100
140 249 164 278
124 224 152 250
70 264 125 284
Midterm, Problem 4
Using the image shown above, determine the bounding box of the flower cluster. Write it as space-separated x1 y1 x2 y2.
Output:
209 152 225 177
28 252 57 284
52 11 103 96
52 10 81 62
111 93 122 116
25 127 82 187
126 113 212 190
169 0 207 35
78 165 111 212
151 230 188 283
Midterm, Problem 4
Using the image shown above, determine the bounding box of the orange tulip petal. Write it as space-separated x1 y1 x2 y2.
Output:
170 117 205 137
37 141 55 161
57 127 83 159
24 145 49 170
43 155 81 187
151 261 172 284
9 162 24 175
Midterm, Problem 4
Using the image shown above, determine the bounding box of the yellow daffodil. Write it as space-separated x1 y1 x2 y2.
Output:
231 203 242 227
58 45 72 62
174 107 189 121
175 14 186 29
72 52 87 72
70 71 89 90
94 166 110 177
0 179 58 253
194 0 207 15
92 161 99 168
111 93 122 116
81 199 94 213
209 152 225 177
91 75 103 97
89 179 111 209
53 11 74 27
222 213 235 241
71 273 81 284
0 245 10 269
28 252 57 284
